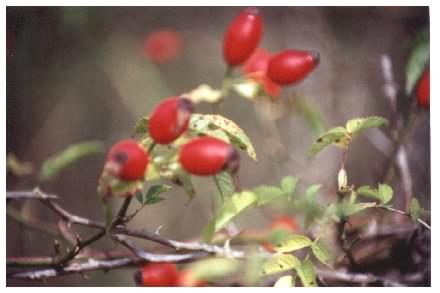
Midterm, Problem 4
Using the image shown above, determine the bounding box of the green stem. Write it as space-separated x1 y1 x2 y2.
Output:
213 175 224 203
213 67 234 114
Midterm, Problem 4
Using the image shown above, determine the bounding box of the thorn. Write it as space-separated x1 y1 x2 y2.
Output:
155 225 163 235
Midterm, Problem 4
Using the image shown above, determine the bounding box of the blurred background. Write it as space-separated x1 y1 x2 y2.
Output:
6 6 429 286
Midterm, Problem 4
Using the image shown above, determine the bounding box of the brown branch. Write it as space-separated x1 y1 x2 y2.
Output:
316 268 406 287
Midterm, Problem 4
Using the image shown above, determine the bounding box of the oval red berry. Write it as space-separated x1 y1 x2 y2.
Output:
223 7 263 66
267 49 319 86
416 68 429 109
149 96 193 144
140 263 178 287
179 137 239 176
107 139 149 181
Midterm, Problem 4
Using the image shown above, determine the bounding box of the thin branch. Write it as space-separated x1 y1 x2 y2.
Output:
316 268 405 287
378 205 431 230
7 188 58 200
112 234 209 263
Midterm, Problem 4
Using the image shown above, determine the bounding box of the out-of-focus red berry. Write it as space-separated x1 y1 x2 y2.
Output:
267 49 319 86
143 29 183 64
176 270 207 287
179 136 240 176
138 263 179 287
106 139 149 181
242 48 281 97
148 96 193 145
416 68 429 109
270 216 298 232
223 7 263 66
263 216 298 252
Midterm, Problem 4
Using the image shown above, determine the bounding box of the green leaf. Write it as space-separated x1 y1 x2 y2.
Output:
261 254 301 275
305 184 321 202
175 170 196 202
295 259 317 287
189 114 257 161
409 197 425 222
253 186 285 206
187 257 240 281
357 184 393 205
135 184 171 205
40 141 104 181
339 201 376 217
281 176 299 200
311 240 334 267
345 116 388 135
273 234 312 253
378 184 393 205
296 97 326 136
134 117 148 135
203 191 257 242
215 171 235 198
308 127 348 156
274 275 294 287
405 34 429 95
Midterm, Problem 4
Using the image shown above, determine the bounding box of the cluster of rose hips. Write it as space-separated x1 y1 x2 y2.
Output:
223 7 319 98
105 96 239 185
134 262 206 287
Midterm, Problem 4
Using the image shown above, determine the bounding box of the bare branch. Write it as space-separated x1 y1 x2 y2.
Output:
378 206 431 230
112 235 210 263
316 268 406 287
7 188 58 200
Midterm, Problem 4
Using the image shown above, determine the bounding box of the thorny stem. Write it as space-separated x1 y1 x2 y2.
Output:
6 189 427 285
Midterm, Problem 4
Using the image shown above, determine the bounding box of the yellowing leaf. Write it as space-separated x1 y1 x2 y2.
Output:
345 116 388 135
273 234 312 253
308 127 348 156
296 259 317 287
187 257 240 281
189 114 257 161
261 254 301 275
311 240 334 267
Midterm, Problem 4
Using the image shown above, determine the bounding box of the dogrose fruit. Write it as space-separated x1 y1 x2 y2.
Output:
416 68 429 109
267 49 320 86
178 136 240 176
106 139 149 181
223 7 263 66
148 96 193 144
242 48 281 97
134 263 179 287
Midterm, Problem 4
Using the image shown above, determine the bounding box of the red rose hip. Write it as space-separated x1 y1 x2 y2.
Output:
107 139 149 181
135 263 178 287
267 49 319 86
416 68 429 109
149 96 193 144
223 7 263 66
179 137 240 176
